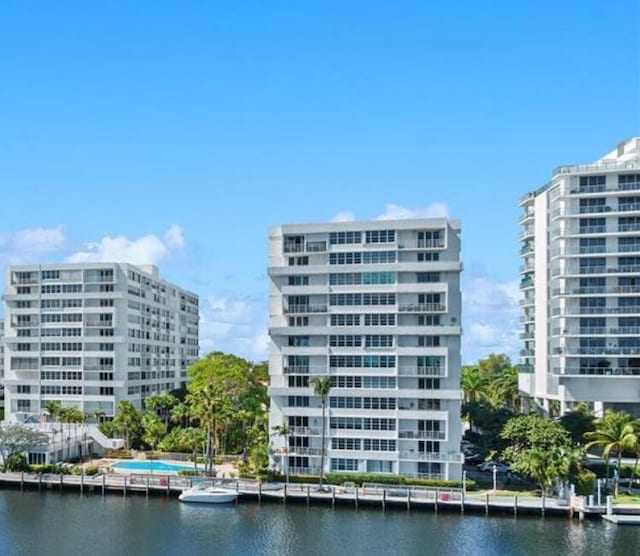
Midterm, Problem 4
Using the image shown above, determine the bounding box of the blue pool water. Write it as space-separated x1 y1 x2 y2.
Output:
111 460 193 472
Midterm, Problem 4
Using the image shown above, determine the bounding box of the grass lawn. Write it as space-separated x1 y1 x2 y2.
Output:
614 493 640 505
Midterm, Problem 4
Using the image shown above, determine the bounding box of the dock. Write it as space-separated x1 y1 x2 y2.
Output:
602 514 640 525
0 471 627 519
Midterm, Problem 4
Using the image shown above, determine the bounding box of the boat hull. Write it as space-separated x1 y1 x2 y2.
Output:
179 489 238 504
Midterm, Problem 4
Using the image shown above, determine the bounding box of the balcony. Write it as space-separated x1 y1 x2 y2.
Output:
565 347 640 356
283 304 328 314
290 427 321 436
398 430 446 440
519 331 534 340
398 239 445 250
519 262 535 274
284 241 327 254
398 303 446 313
577 306 640 315
520 243 534 255
282 366 327 375
399 451 463 463
520 278 534 289
553 367 640 376
519 228 534 240
397 366 446 377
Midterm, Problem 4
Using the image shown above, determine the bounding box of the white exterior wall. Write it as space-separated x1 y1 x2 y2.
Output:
2 263 199 422
519 138 640 417
268 218 463 480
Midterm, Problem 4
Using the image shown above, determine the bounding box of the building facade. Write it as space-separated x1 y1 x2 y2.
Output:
519 137 640 417
268 218 463 480
2 263 199 423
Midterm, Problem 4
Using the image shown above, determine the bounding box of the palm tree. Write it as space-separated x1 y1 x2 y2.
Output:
461 367 486 404
310 376 332 487
626 419 640 494
271 420 292 483
585 411 638 496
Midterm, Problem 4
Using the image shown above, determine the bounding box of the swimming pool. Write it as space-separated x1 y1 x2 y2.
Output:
111 461 193 473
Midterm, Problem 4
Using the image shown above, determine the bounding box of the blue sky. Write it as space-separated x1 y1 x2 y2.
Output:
1 1 638 362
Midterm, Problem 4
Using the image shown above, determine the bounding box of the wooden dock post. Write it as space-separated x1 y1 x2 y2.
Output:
434 490 438 513
284 483 287 503
123 476 127 497
258 481 262 503
354 487 358 509
382 489 386 511
407 490 411 511
167 476 171 497
145 475 150 497
20 472 24 491
102 473 106 496
541 496 545 517
306 485 310 505
460 491 464 514
38 473 42 491
514 496 518 516
59 473 64 492
80 471 84 495
332 487 335 507
485 493 490 515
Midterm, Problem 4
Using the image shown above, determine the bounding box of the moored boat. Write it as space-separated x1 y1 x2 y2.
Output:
179 486 238 504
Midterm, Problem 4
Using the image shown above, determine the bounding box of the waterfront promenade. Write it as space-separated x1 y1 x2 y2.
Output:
0 471 616 519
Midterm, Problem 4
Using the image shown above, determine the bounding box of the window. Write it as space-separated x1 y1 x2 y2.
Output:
288 375 309 387
288 256 309 266
329 231 361 245
365 230 395 243
364 314 395 326
330 396 361 408
363 355 395 368
288 316 309 327
329 335 362 347
331 438 361 450
417 252 439 262
41 270 60 280
17 385 31 394
418 336 440 347
417 399 441 410
288 396 309 407
363 439 396 451
364 418 396 430
417 272 440 283
418 378 441 389
330 458 358 471
331 417 363 430
330 314 360 326
365 335 393 347
288 336 310 347
418 315 441 326
288 275 310 286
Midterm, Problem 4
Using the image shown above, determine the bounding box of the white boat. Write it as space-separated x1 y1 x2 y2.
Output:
179 485 238 504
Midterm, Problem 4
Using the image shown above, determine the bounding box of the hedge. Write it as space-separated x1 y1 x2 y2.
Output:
585 462 638 479
264 472 476 490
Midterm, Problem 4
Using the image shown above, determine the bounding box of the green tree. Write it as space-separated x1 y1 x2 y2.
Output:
142 412 167 451
461 366 486 405
0 423 49 471
310 376 332 486
271 420 292 483
112 401 143 450
585 411 638 496
144 393 179 428
501 414 580 496
559 404 596 445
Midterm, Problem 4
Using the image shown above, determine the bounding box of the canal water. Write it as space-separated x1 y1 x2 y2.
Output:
0 490 638 555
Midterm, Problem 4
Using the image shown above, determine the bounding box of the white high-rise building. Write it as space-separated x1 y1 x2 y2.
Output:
2 263 199 423
519 137 640 417
268 218 463 480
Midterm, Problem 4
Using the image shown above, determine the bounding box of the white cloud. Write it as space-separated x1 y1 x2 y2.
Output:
376 203 450 220
0 225 66 265
66 225 185 266
199 292 269 360
462 273 520 364
331 211 356 223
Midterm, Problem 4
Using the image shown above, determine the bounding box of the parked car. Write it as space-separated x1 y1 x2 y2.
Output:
464 453 483 465
477 461 510 473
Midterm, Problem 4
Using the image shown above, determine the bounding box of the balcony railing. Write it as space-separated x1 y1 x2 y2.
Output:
398 430 446 440
284 304 328 314
290 427 321 436
577 306 640 315
284 241 327 253
398 239 445 249
553 367 640 376
399 451 462 462
565 347 640 356
282 366 327 374
398 303 446 313
397 366 445 377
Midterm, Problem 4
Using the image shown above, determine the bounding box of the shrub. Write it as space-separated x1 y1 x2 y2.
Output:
6 453 29 472
84 465 100 476
178 469 201 476
30 464 71 475
107 450 133 459
575 469 597 496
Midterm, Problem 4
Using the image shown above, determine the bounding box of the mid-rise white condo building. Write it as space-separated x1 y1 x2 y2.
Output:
519 137 640 417
2 263 199 423
268 218 463 480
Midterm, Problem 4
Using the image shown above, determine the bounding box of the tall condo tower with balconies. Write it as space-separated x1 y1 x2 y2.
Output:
2 263 199 423
268 218 463 480
519 137 640 417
